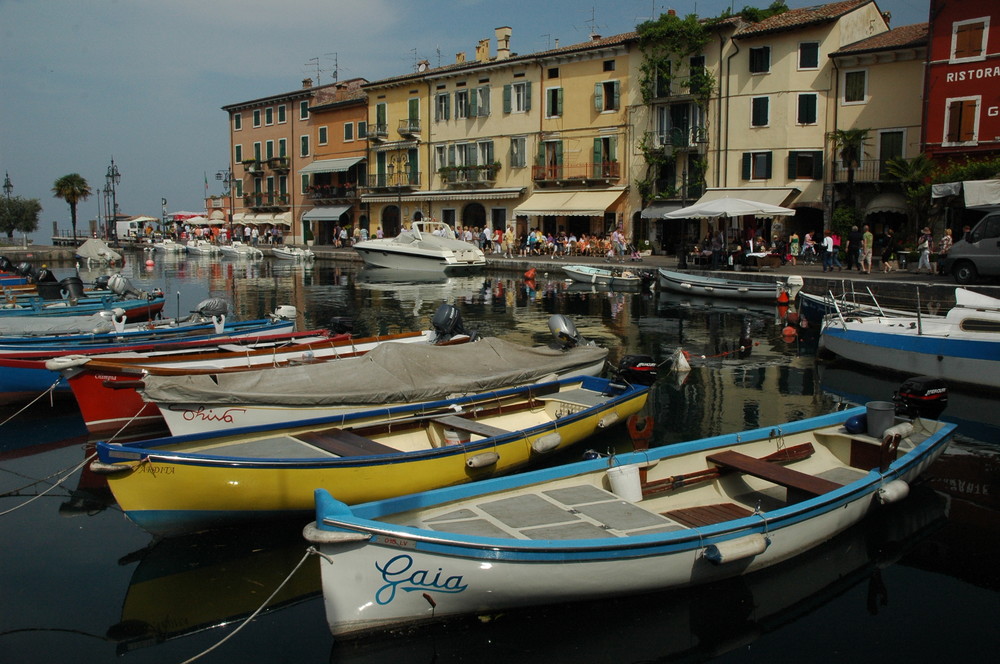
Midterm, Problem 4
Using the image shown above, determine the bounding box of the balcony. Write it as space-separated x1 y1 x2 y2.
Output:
831 159 896 183
439 164 499 187
531 161 620 185
268 156 290 172
645 127 708 153
398 118 420 137
243 193 291 210
242 159 265 175
305 183 358 202
368 123 389 142
364 171 421 190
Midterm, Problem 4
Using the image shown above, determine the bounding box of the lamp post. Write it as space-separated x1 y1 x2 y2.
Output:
2 171 11 199
215 168 237 222
106 157 121 243
102 183 112 240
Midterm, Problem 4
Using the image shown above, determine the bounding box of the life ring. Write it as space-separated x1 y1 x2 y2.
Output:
880 433 901 472
627 413 654 443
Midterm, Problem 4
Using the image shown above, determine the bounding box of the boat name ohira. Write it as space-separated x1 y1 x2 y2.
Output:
374 554 469 605
168 405 248 423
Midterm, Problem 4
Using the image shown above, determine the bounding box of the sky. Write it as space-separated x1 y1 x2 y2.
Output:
1 0 930 236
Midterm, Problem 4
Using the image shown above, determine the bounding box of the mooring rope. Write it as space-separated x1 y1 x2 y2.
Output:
0 377 63 428
179 547 320 664
0 451 96 516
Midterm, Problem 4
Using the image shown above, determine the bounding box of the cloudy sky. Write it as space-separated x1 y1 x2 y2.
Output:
1 0 929 233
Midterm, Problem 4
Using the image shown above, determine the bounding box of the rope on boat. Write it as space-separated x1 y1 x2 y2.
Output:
0 377 63 428
179 547 320 664
0 452 96 516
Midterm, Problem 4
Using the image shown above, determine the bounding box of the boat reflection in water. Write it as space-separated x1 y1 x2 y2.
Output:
328 485 948 664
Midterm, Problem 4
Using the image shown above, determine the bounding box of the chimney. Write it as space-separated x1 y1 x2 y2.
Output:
456 51 466 64
591 33 601 42
496 26 512 60
668 9 676 16
302 77 313 88
476 38 491 62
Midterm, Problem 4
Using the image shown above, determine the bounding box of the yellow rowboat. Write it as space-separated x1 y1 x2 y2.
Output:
93 375 648 536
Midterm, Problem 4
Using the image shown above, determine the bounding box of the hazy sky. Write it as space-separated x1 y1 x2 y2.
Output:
1 0 930 232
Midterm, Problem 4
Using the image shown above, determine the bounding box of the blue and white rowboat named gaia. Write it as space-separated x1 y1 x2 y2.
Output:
820 287 1000 390
305 402 955 639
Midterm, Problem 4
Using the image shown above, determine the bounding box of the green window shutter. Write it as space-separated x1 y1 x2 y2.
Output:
409 98 419 121
469 90 478 116
503 84 512 113
445 93 451 121
742 153 752 180
811 151 823 179
524 82 531 111
557 88 564 116
594 82 603 112
593 138 602 164
764 152 773 179
537 141 545 166
610 136 617 160
448 145 456 167
613 81 620 110
788 151 798 178
555 141 563 165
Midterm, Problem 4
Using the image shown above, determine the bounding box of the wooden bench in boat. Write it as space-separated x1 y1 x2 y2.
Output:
706 449 842 500
297 427 398 457
433 414 509 439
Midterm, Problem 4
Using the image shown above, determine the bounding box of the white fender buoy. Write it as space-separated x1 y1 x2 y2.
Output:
302 522 370 544
882 422 914 440
598 412 621 429
531 433 562 453
466 452 500 468
703 533 770 565
877 479 910 504
44 355 91 371
89 461 132 474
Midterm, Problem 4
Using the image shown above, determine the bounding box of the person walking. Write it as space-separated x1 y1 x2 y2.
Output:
860 224 874 274
846 225 863 271
788 232 799 266
937 228 953 274
916 226 935 273
821 229 835 272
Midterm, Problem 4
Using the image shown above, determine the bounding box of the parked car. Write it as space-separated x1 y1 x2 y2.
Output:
939 211 1000 284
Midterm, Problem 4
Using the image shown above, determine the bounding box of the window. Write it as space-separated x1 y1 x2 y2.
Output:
742 152 772 180
797 93 818 124
548 67 559 78
233 113 242 131
475 85 490 117
253 142 262 161
749 46 770 74
843 70 867 104
787 151 823 179
277 105 286 123
318 127 328 145
546 87 563 118
358 121 367 139
252 109 261 127
265 140 274 160
435 92 450 121
503 81 531 113
945 97 980 144
234 144 243 162
343 123 353 142
594 80 621 112
798 42 819 69
435 145 447 170
593 136 617 171
301 174 309 195
265 107 273 125
952 18 988 61
510 136 526 168
455 90 470 119
300 135 310 157
751 96 769 127
299 101 309 120
375 103 387 134
478 140 494 167
278 138 286 157
603 60 616 72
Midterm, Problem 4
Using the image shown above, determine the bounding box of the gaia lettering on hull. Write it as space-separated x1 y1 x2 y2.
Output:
374 554 468 605
168 405 247 423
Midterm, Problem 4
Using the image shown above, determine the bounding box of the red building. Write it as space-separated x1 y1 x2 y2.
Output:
923 0 1000 163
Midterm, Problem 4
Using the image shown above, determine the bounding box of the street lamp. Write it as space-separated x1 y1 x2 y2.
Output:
103 183 113 240
106 157 121 243
2 171 12 199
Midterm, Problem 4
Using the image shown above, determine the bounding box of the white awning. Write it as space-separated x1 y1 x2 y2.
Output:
298 157 364 175
697 187 800 208
360 188 523 203
208 210 226 220
963 179 1000 209
302 205 351 221
514 190 624 216
865 192 908 215
641 201 684 219
232 212 246 224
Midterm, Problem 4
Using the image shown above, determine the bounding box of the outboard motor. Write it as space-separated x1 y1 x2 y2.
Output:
92 275 112 290
0 256 13 273
328 316 354 335
35 269 64 299
15 262 37 282
617 355 658 385
107 274 141 299
60 276 86 299
893 376 948 420
432 303 468 341
272 305 298 320
193 297 230 318
548 313 590 349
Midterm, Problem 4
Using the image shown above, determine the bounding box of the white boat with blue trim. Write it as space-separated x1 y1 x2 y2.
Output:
305 395 954 639
562 264 644 288
354 220 486 273
658 268 783 301
820 287 1000 390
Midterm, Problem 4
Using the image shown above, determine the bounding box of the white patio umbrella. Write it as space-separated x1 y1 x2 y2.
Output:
663 197 795 218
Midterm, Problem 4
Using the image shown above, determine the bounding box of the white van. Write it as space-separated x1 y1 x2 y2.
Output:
940 211 1000 284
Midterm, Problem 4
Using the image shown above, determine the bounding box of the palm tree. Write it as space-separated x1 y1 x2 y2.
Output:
52 173 92 241
884 154 938 238
827 128 870 206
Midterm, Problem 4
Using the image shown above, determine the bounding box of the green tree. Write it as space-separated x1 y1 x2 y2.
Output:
52 173 92 240
884 154 937 237
0 197 42 240
827 128 870 206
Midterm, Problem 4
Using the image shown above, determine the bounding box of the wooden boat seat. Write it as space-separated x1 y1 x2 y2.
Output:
297 427 397 457
664 503 753 527
706 449 842 499
433 414 509 439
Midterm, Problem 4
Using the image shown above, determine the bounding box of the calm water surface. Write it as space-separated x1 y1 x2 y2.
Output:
0 255 997 663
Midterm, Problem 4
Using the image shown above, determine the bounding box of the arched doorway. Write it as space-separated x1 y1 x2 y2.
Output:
461 202 486 231
380 205 400 237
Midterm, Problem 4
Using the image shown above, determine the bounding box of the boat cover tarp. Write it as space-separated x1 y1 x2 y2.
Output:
0 313 119 336
75 239 122 262
141 337 609 406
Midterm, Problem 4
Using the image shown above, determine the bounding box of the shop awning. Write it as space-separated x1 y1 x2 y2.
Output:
865 192 908 215
232 212 246 224
641 201 684 219
302 205 351 221
696 187 799 208
298 157 364 175
514 190 624 216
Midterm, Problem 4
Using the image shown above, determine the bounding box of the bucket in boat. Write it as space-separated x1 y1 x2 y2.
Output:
606 464 642 502
866 401 896 438
443 429 471 446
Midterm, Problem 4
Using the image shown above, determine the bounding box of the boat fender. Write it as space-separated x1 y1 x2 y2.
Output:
89 461 133 475
598 411 621 429
531 433 562 454
882 422 914 440
302 522 371 545
466 452 500 468
877 479 910 505
212 314 227 334
703 533 770 565
44 355 91 371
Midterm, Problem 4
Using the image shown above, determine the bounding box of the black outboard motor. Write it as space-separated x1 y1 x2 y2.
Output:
617 355 658 385
193 297 230 318
35 269 63 299
60 276 86 299
328 317 354 335
893 376 948 420
92 275 112 290
0 256 15 273
35 268 58 283
432 303 469 341
15 262 37 282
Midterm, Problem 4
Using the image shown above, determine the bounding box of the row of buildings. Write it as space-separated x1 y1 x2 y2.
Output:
216 0 999 252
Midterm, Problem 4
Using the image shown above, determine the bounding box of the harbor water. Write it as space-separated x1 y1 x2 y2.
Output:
1 255 997 663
